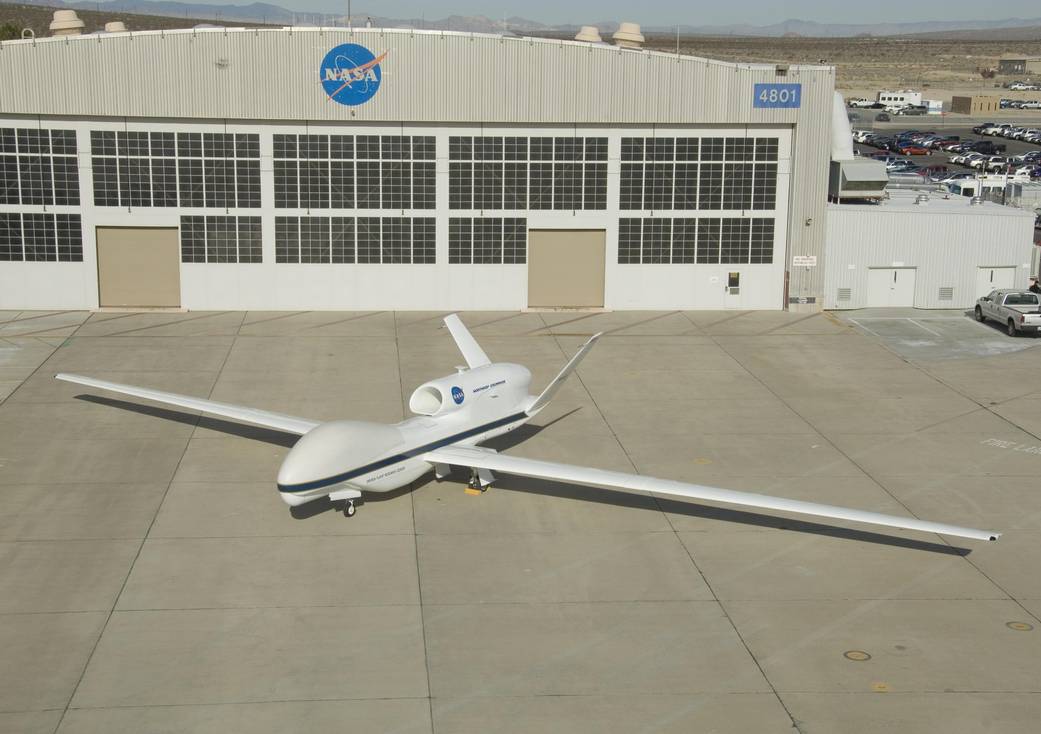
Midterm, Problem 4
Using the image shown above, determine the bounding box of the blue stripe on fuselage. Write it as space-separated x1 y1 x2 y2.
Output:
277 411 528 494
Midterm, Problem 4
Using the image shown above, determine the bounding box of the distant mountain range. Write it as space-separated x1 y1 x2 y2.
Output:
6 0 1041 37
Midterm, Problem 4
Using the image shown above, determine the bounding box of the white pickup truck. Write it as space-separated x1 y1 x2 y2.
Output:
975 289 1041 336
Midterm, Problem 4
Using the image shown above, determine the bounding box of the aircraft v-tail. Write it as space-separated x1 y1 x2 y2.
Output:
55 315 999 542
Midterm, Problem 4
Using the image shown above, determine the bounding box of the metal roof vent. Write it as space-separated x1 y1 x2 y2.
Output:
575 25 602 43
104 21 128 33
50 10 85 36
613 22 645 49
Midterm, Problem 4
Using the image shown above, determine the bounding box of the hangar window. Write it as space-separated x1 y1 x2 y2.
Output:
620 135 778 212
448 136 607 211
0 128 79 206
274 134 434 211
448 217 527 264
0 212 82 262
274 216 435 264
618 218 641 264
180 216 262 264
91 130 259 209
617 217 774 265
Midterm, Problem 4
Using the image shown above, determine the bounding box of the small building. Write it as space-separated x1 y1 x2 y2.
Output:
824 190 1035 309
828 159 888 202
998 55 1041 75
950 95 1001 114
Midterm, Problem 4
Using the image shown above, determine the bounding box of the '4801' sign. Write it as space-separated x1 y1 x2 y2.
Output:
753 83 801 109
320 43 387 106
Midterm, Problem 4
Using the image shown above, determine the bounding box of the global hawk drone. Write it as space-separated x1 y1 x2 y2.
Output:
56 315 998 542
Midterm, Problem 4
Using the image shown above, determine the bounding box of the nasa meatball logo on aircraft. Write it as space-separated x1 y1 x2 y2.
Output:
55 315 999 539
320 42 386 106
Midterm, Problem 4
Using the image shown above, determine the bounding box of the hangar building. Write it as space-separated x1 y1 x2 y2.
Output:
0 25 834 311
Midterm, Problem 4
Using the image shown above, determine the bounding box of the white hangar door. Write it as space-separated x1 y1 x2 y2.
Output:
975 267 1016 299
867 268 917 307
96 227 181 308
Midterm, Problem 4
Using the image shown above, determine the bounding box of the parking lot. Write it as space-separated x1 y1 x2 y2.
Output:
851 120 1041 179
2 308 1041 733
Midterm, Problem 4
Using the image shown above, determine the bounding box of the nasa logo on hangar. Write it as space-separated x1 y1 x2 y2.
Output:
319 43 387 106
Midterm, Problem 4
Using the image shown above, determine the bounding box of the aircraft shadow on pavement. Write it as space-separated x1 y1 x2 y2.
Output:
74 394 300 448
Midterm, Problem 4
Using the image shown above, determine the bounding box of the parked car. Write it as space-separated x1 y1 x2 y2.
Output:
1009 82 1032 91
847 98 874 107
896 105 928 116
875 112 891 122
976 290 1041 337
968 140 1005 154
972 122 995 134
895 143 930 155
970 155 1005 170
1021 101 1041 109
933 171 974 183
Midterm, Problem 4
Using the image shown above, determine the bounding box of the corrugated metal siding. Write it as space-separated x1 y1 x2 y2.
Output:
785 68 833 310
824 203 1036 309
0 28 829 124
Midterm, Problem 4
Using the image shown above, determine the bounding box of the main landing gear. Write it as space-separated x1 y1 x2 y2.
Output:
345 500 356 517
467 466 496 493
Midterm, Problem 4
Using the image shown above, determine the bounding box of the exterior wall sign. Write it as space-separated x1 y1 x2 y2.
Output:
320 43 387 106
754 83 801 109
792 255 817 267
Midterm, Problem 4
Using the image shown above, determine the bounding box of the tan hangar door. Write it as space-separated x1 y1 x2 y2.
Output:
96 227 181 308
527 229 606 308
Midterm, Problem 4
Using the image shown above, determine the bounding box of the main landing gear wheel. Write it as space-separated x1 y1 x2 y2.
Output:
344 500 356 517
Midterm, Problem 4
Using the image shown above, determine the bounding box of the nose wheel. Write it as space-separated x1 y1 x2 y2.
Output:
329 488 363 518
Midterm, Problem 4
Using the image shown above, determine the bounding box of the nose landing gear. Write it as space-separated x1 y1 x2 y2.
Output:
329 488 363 518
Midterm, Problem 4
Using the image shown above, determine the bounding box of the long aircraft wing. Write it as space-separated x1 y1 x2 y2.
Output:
422 445 999 543
55 373 320 436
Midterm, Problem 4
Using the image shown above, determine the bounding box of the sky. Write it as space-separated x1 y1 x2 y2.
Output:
272 0 1041 26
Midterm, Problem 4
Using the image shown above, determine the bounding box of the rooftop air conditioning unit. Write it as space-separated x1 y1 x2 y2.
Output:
613 22 644 49
50 10 85 36
574 26 602 43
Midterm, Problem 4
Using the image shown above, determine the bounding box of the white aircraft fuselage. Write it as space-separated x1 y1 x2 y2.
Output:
275 362 533 505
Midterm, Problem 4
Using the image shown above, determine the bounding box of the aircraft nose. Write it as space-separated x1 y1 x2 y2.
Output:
276 447 307 490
